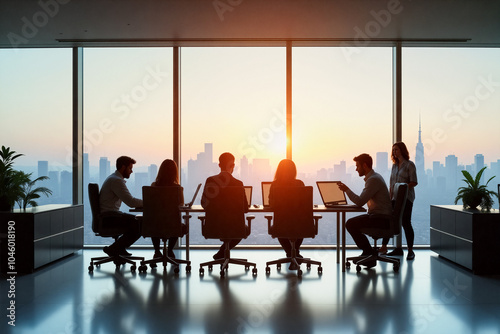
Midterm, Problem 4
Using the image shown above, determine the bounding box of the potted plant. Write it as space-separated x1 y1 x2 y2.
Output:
16 172 53 210
454 166 498 211
0 146 52 211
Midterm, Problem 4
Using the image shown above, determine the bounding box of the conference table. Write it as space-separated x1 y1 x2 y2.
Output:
134 204 366 272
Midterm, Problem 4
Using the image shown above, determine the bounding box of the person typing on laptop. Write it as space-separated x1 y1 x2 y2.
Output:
338 154 392 268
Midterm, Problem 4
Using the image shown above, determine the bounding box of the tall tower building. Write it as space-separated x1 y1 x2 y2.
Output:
474 154 485 173
38 160 49 177
99 157 110 185
415 116 425 174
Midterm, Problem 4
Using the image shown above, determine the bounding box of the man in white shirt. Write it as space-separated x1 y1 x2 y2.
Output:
99 156 143 257
338 153 392 267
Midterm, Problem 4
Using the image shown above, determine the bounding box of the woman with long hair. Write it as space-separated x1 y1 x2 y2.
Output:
379 142 418 260
150 159 186 260
269 159 305 269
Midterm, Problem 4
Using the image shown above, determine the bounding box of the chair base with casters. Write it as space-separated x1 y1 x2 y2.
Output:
138 240 191 274
264 214 323 277
345 183 408 274
345 239 400 273
198 215 257 278
88 237 144 273
265 239 323 277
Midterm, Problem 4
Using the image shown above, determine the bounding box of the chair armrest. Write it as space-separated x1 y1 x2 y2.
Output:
245 215 255 231
313 214 322 234
264 214 273 232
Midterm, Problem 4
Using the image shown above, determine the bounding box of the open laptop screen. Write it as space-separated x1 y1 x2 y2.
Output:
185 183 202 207
261 182 272 207
316 181 348 205
244 186 252 207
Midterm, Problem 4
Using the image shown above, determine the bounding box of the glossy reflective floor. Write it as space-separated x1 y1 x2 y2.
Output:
1 248 500 334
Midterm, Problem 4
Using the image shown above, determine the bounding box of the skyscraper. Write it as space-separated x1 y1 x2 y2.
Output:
38 160 49 177
99 157 110 185
474 154 485 173
415 116 425 174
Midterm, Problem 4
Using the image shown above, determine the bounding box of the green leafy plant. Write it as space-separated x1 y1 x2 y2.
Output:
454 166 498 211
16 172 53 210
1 146 52 211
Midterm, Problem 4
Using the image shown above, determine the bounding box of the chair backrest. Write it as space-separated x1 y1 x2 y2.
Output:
202 186 247 239
88 183 101 233
270 186 316 239
390 183 409 235
142 186 184 238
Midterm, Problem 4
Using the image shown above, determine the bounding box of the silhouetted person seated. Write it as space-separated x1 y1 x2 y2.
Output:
268 159 305 270
338 153 392 268
99 156 143 257
201 152 248 260
149 159 187 260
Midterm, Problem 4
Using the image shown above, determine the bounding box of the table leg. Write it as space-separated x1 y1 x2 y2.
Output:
336 212 340 264
183 215 190 262
342 212 346 272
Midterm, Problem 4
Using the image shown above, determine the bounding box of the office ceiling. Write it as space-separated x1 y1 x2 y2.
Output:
1 0 500 48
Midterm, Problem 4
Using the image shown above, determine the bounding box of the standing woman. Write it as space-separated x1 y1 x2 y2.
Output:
379 142 418 260
269 159 305 267
150 159 186 260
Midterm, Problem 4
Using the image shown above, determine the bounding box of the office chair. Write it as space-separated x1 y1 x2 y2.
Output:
87 183 143 273
346 183 408 273
265 186 323 277
198 186 257 278
138 186 191 274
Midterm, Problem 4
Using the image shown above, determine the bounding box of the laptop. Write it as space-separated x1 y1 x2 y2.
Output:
261 181 272 207
181 183 202 208
316 181 359 208
244 186 252 208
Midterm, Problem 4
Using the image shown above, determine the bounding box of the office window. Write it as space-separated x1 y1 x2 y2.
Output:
0 48 72 207
83 48 173 245
292 47 393 245
403 48 500 245
181 47 286 245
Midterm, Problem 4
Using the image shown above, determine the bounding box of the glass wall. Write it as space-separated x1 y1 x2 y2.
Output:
0 48 73 207
403 48 500 245
292 47 393 245
83 48 173 244
181 47 286 245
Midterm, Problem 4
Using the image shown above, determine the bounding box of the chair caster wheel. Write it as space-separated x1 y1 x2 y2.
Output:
346 261 351 269
174 266 180 274
306 263 311 270
88 265 94 272
318 266 323 274
199 267 204 275
139 265 147 273
297 269 303 277
277 264 281 270
208 265 213 271
393 263 400 272
245 266 249 271
220 270 225 278
131 265 136 272
265 266 270 275
150 262 157 269
356 265 362 273
252 268 258 276
186 265 192 273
